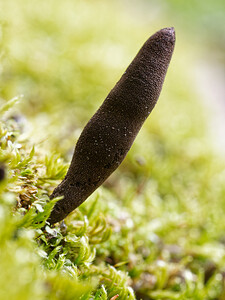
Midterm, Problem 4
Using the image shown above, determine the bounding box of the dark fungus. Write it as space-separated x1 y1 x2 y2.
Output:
48 27 176 224
0 165 5 182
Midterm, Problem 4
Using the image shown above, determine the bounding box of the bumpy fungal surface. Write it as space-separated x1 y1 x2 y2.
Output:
0 166 5 182
48 27 176 224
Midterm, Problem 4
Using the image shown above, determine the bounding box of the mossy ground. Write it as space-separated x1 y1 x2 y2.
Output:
0 1 225 299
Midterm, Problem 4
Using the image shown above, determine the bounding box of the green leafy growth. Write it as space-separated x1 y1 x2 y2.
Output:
101 266 136 300
17 196 61 229
0 96 22 116
43 153 68 181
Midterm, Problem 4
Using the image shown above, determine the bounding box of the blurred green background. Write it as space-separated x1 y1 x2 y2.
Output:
1 0 225 298
1 0 224 155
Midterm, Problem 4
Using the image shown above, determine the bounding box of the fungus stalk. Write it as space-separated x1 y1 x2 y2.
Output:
48 27 176 224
